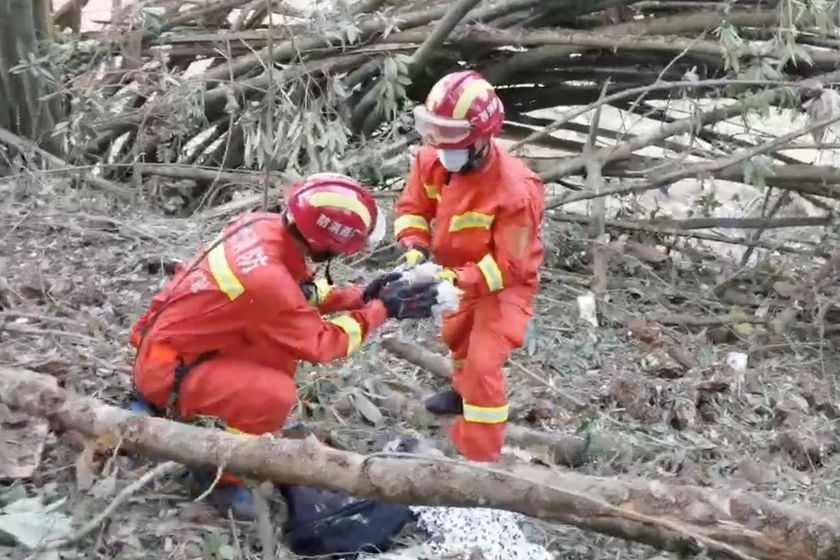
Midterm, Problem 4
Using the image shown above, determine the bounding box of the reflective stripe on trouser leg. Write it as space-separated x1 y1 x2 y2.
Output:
462 402 508 424
449 306 514 462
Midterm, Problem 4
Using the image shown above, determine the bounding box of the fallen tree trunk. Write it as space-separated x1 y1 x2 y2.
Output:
452 25 840 68
202 0 547 83
528 156 840 195
2 365 840 559
484 8 778 83
549 213 822 256
136 163 299 187
0 127 132 201
549 111 840 209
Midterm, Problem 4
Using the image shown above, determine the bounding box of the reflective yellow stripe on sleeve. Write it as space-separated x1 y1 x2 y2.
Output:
463 402 509 424
451 356 466 369
208 241 245 300
424 184 441 201
477 253 504 292
328 315 363 356
449 211 494 232
394 214 430 236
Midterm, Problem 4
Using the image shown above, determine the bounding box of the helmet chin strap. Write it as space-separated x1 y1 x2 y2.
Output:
457 139 490 174
284 213 336 281
308 249 336 284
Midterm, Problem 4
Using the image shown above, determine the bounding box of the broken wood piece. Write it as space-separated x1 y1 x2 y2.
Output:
204 0 544 83
549 213 822 257
2 365 840 559
455 26 840 69
0 126 132 202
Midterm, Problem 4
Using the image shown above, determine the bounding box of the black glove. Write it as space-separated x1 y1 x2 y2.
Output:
378 280 438 320
362 272 403 303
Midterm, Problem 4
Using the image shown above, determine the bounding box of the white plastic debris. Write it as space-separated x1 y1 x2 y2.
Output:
377 434 553 560
726 352 748 372
408 505 553 560
577 291 599 328
397 261 442 283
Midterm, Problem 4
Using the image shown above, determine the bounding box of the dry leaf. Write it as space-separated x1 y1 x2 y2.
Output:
351 391 384 427
641 348 684 379
95 431 121 450
733 322 754 336
91 473 118 499
0 411 49 481
772 281 798 299
624 240 669 264
74 442 96 491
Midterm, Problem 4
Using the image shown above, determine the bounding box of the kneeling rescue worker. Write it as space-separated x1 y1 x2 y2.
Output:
392 70 546 462
126 173 439 519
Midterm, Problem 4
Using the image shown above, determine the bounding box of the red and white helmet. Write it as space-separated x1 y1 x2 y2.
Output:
413 70 505 149
285 173 385 255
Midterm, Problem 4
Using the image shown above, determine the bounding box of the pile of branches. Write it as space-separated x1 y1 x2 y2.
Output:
0 0 833 217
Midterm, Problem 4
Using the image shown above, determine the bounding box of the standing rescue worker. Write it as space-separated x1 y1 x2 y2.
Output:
392 70 546 463
127 173 438 519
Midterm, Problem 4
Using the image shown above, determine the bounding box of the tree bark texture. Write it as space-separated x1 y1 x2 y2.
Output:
2 365 840 559
483 8 778 83
0 0 62 153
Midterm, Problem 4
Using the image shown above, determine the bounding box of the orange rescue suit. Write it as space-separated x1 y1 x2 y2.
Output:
394 141 545 462
131 212 388 439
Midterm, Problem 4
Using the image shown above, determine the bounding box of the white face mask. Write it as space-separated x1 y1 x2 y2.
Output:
437 149 470 172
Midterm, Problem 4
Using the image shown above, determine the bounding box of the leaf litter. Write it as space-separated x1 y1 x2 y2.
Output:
2 183 840 559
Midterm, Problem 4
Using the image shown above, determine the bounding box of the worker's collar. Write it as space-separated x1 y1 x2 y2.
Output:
279 221 313 281
444 140 500 185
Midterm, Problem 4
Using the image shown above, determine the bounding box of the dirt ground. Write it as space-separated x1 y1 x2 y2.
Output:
2 179 840 559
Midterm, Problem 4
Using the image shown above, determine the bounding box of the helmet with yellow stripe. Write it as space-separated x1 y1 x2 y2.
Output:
285 173 386 256
413 70 504 150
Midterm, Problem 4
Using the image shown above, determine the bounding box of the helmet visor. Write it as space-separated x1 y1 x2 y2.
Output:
413 105 472 146
365 203 387 250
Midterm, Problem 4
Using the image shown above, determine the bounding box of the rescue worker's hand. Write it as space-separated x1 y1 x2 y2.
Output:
299 278 332 305
378 280 438 320
397 246 428 269
362 272 402 303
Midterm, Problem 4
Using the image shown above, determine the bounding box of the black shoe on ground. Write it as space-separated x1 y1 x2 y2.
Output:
424 389 463 415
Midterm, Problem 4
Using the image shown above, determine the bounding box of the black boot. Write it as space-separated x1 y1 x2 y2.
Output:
424 389 463 415
124 391 156 469
186 469 258 521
